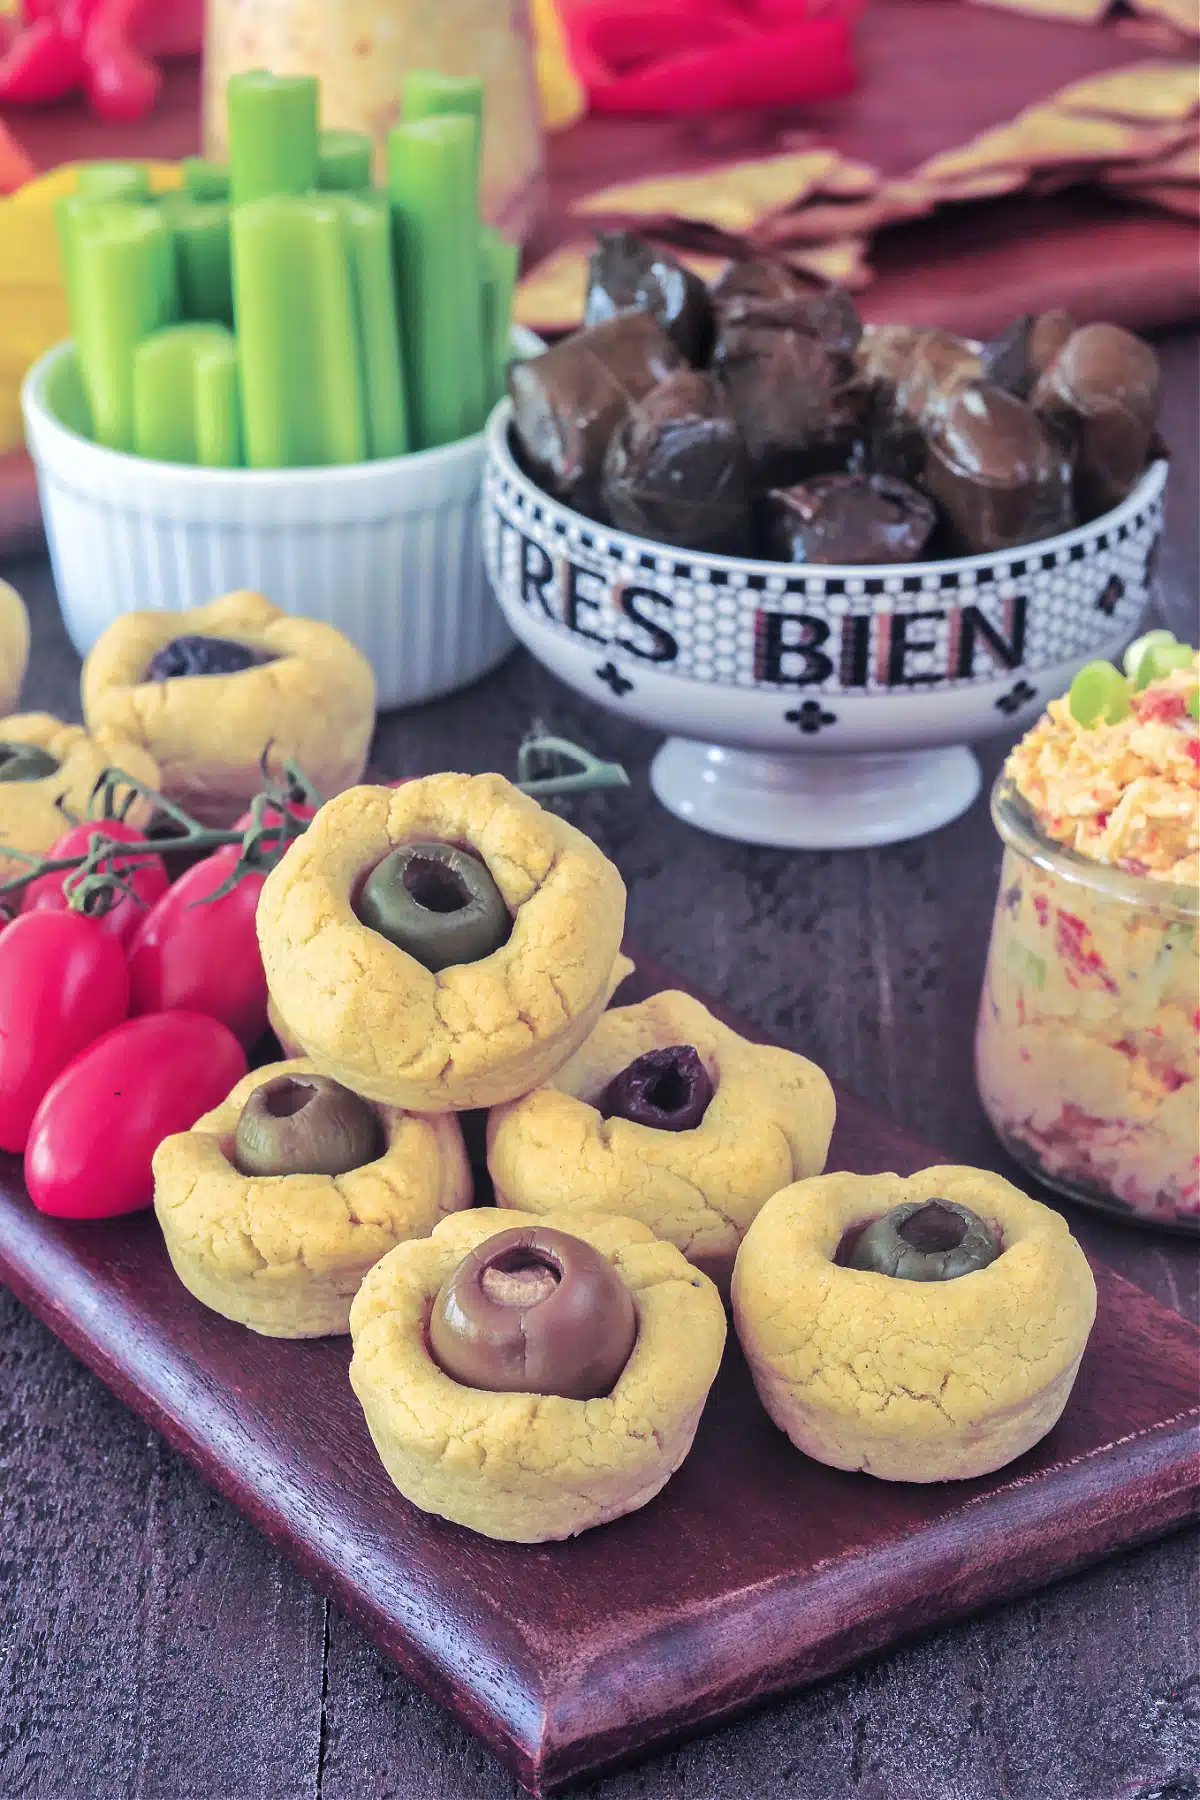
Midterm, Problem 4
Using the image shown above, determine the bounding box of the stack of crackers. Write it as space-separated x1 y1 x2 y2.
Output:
517 59 1198 334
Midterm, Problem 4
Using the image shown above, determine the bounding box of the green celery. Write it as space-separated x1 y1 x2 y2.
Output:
227 70 319 208
180 157 231 201
70 203 178 451
162 196 233 326
341 192 409 459
133 324 242 466
318 130 374 192
231 193 367 467
478 226 518 411
387 115 485 447
75 162 152 201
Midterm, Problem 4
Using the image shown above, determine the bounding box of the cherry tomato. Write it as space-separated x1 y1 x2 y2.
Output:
0 910 131 1153
24 1010 247 1219
126 846 269 1047
20 818 169 945
232 799 317 833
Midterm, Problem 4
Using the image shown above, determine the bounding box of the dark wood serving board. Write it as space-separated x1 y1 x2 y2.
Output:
0 959 1196 1796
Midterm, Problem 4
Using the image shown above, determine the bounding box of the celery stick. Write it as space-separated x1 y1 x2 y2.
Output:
479 226 518 411
231 194 367 467
181 157 230 201
162 196 233 326
387 116 484 448
341 192 409 459
76 162 152 201
318 130 373 193
401 71 484 174
71 204 178 451
227 71 319 208
133 323 241 466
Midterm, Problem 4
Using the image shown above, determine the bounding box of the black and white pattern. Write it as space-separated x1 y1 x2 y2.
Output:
482 426 1167 702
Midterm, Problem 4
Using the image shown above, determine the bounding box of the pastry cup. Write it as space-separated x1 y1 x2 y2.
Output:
0 580 29 716
0 712 158 881
80 588 376 827
256 773 628 1112
348 1207 727 1541
732 1165 1097 1482
488 990 836 1290
153 1058 473 1338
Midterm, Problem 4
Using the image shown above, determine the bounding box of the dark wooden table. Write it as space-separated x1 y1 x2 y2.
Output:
1 330 1197 1800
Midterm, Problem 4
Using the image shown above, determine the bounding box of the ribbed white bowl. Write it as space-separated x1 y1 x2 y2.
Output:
22 340 516 712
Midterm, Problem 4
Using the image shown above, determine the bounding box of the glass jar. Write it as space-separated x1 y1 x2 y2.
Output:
976 777 1199 1231
203 0 546 240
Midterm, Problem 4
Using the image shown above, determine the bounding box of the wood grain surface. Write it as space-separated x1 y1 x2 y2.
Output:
0 944 1197 1796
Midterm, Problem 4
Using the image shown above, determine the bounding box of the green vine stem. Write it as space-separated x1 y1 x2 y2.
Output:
0 736 629 914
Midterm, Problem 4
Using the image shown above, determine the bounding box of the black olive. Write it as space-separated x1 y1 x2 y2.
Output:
601 1044 714 1133
145 634 275 680
429 1225 638 1399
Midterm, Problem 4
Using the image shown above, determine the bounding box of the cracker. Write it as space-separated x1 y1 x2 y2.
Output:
783 237 873 290
1053 61 1199 123
966 0 1109 20
1102 177 1200 218
1125 0 1200 35
570 150 878 235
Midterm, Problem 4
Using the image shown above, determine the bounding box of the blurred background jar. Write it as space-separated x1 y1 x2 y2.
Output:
976 777 1199 1234
203 0 546 241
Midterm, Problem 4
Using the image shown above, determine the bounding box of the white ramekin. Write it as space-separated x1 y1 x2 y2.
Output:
22 340 516 712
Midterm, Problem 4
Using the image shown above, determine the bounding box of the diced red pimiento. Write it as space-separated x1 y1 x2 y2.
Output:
1094 811 1110 830
1185 738 1200 769
1032 893 1050 927
1134 688 1187 725
1112 1037 1137 1059
1192 1008 1200 1034
1054 907 1119 993
1161 1067 1188 1093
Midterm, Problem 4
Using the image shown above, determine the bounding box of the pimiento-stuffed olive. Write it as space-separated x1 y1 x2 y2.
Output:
845 1199 1000 1282
0 742 59 782
145 634 274 680
429 1224 638 1399
601 1043 714 1132
233 1072 383 1178
355 842 511 973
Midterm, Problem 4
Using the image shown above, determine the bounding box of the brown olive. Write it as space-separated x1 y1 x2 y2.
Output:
844 1199 1000 1282
1032 323 1161 517
600 370 751 554
0 742 59 782
233 1072 383 1178
584 230 714 364
144 634 275 680
355 841 511 972
429 1225 638 1399
601 1043 714 1132
856 325 982 427
922 383 1074 553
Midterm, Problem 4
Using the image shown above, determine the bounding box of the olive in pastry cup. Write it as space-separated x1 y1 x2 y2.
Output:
488 991 836 1291
0 580 30 717
153 1059 472 1338
732 1166 1096 1483
256 772 628 1112
80 589 376 827
0 713 159 881
348 1207 727 1541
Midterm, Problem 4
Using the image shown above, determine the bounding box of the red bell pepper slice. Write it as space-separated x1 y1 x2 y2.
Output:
85 0 162 123
0 14 85 104
0 120 36 194
582 14 857 115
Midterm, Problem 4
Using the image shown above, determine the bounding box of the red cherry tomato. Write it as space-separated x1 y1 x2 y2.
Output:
25 1010 247 1220
126 846 269 1047
0 910 131 1153
20 818 169 945
231 799 317 833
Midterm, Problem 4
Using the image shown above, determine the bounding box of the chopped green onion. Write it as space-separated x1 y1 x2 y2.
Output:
1140 641 1195 684
1123 628 1177 689
1187 687 1200 721
1068 660 1131 727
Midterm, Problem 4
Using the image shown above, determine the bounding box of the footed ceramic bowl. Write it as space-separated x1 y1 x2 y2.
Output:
482 402 1167 849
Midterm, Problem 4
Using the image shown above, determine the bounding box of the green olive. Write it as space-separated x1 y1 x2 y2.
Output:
429 1225 638 1399
233 1072 383 1178
845 1199 1000 1282
0 742 59 783
355 842 511 973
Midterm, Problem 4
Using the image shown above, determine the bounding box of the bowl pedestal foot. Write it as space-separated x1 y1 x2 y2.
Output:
650 739 982 850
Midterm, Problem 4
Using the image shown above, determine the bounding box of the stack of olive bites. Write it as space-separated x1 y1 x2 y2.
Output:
148 714 1095 1541
508 231 1162 564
